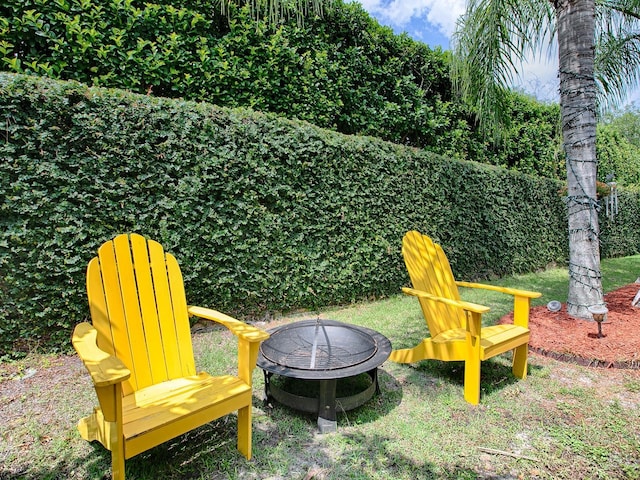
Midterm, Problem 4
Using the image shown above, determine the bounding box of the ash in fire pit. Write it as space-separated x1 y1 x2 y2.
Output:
258 319 392 432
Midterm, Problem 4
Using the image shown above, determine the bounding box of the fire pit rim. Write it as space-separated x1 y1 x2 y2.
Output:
257 318 392 380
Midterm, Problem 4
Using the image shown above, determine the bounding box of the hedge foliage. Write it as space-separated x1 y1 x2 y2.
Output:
0 0 457 143
596 123 640 187
1 73 639 356
1 0 567 179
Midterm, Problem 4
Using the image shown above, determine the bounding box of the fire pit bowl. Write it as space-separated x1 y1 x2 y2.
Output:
257 319 392 433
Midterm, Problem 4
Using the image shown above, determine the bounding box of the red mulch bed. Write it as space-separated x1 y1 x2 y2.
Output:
499 283 640 369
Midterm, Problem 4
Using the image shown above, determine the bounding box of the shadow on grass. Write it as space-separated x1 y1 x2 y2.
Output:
0 447 108 480
316 431 486 479
1 375 525 480
255 389 492 479
397 353 544 402
261 368 403 429
1 411 287 480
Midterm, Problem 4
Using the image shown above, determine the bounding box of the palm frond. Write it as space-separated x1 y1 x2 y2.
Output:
451 0 554 138
218 0 332 25
595 0 640 111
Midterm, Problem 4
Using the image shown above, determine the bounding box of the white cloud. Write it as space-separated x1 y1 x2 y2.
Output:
513 54 560 103
356 0 465 37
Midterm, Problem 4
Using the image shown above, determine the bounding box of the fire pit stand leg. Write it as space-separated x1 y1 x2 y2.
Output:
261 371 382 433
370 368 380 395
263 371 272 401
317 379 338 433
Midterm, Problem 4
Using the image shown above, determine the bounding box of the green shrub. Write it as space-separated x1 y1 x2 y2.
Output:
0 0 564 179
596 123 640 187
1 73 638 356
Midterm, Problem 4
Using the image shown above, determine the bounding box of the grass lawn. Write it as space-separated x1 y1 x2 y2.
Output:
1 256 640 479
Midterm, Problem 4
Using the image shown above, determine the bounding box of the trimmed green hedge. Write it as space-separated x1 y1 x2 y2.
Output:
1 73 639 356
600 188 640 258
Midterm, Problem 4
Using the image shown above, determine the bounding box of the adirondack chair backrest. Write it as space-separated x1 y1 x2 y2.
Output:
402 231 467 336
86 233 196 396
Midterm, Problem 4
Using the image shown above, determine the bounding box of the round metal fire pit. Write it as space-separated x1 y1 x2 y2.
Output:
258 319 392 433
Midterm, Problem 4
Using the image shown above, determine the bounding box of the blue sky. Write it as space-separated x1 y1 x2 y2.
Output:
356 0 462 49
356 0 640 107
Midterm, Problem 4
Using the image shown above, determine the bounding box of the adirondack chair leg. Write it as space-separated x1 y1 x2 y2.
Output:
78 409 115 450
463 357 481 405
111 445 126 480
512 344 528 379
237 405 252 460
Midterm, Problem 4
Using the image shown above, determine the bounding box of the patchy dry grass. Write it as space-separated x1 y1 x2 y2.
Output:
2 258 640 479
3 331 640 479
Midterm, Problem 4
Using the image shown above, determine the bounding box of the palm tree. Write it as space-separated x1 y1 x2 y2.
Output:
451 0 640 319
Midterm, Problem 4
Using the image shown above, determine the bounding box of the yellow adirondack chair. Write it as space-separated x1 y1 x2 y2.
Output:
389 231 541 405
72 234 269 480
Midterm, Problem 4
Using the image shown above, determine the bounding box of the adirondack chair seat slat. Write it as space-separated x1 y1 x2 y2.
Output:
122 375 252 457
479 325 530 358
123 374 250 425
389 231 541 404
430 324 529 353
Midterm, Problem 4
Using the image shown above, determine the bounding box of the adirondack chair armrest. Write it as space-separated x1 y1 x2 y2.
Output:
72 322 131 387
455 281 541 329
455 281 542 299
187 306 270 343
188 306 270 384
456 282 542 328
402 287 490 314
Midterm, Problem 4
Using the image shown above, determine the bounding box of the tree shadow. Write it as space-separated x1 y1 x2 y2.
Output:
1 412 282 480
1 374 524 480
0 447 108 480
296 430 486 479
251 394 509 479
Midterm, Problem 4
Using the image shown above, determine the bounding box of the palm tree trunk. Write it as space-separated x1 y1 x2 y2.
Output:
556 0 604 318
